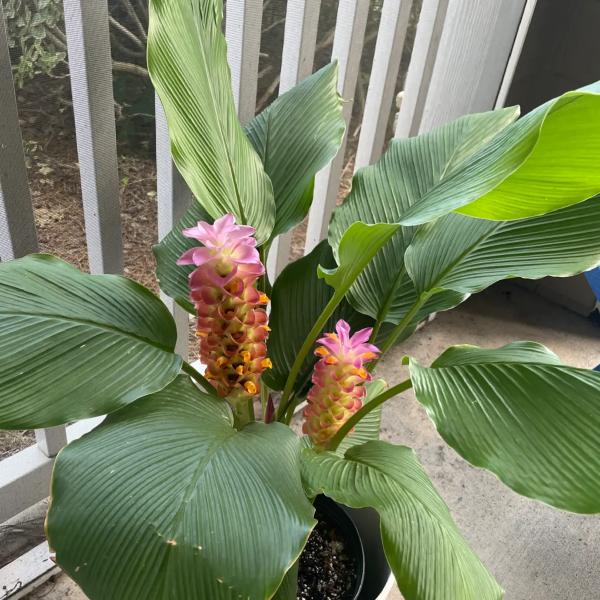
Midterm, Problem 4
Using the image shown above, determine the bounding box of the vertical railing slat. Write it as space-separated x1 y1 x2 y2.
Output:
35 426 68 458
304 0 369 253
155 97 191 360
226 0 264 125
394 0 449 138
266 0 322 279
495 0 538 108
1 5 68 459
399 0 527 136
354 0 413 169
0 5 38 261
63 0 123 275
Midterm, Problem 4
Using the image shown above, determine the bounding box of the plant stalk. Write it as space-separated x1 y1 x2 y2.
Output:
327 379 413 452
277 291 345 421
371 292 431 370
182 361 214 393
232 397 255 429
369 266 407 344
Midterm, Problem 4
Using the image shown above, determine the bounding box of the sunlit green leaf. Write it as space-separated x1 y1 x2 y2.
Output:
401 84 600 224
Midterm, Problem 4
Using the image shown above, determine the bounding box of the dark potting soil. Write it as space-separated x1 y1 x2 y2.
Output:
297 510 359 600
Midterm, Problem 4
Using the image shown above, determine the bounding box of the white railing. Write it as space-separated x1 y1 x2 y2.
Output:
0 0 535 593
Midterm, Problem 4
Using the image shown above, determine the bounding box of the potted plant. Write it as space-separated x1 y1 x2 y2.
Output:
1 0 600 598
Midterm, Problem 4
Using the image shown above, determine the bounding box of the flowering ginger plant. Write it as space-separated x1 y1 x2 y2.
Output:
1 1 600 599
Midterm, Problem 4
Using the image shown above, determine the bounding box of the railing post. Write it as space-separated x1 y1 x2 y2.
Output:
304 0 369 253
1 4 69 459
354 0 413 169
155 97 191 360
226 0 264 125
266 0 322 279
394 0 449 138
495 0 538 109
0 4 38 261
35 427 69 458
63 0 123 275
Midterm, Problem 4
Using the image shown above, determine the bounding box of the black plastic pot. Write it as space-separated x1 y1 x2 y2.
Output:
313 496 393 600
345 505 394 599
313 495 366 599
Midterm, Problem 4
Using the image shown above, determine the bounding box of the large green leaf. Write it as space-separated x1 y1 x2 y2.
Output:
264 240 373 394
47 376 315 600
153 201 212 314
407 342 600 513
245 63 345 240
0 255 181 429
405 194 600 296
302 441 502 600
401 84 600 225
328 109 514 324
148 0 275 244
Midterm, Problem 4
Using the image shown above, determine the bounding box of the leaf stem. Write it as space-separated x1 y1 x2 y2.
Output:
371 292 431 369
276 291 345 421
260 381 269 420
182 361 215 394
369 266 407 344
259 243 272 295
327 378 413 452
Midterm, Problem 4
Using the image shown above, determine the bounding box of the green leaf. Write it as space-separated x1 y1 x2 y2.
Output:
335 378 386 455
407 342 600 513
245 63 345 239
153 201 212 314
329 109 514 325
153 61 342 308
264 240 373 393
401 84 600 225
47 376 315 600
0 255 181 429
319 222 400 293
272 562 299 600
301 441 502 600
148 0 275 244
405 194 600 296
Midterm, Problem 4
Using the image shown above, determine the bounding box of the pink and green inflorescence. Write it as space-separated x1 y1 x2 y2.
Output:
303 320 380 446
178 214 271 403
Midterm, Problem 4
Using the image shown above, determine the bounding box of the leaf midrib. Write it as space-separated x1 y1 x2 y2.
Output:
177 3 247 223
158 428 239 597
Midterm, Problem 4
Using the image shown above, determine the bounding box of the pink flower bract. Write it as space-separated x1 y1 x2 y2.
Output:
179 214 271 401
303 319 380 447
